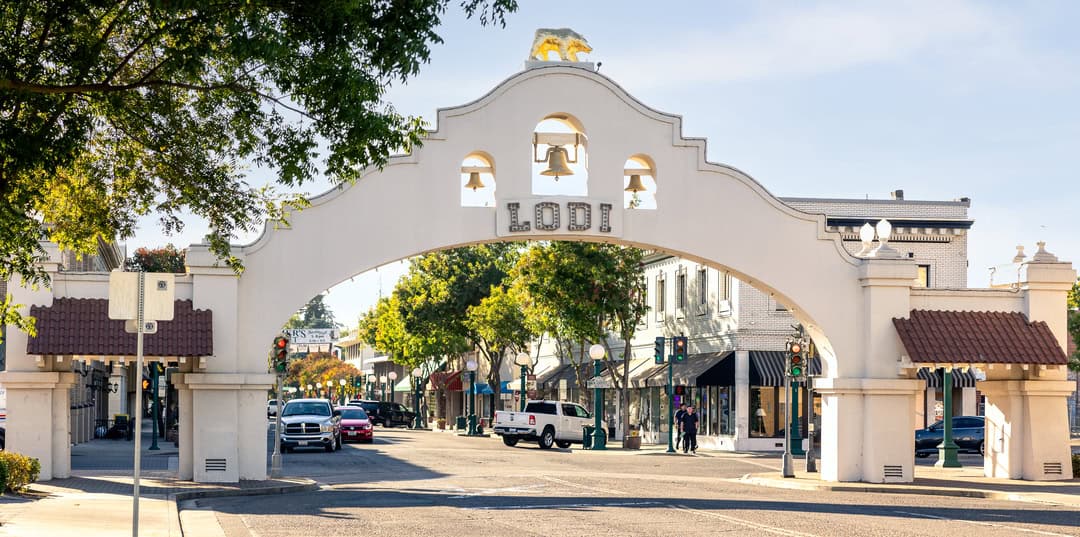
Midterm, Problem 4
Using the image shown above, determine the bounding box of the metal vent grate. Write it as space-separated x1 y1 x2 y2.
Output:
883 465 904 480
205 458 227 472
1043 462 1063 475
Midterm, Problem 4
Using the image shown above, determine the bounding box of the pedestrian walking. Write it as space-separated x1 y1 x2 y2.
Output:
681 405 699 454
674 403 687 450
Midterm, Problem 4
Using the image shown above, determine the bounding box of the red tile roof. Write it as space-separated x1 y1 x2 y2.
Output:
893 310 1066 365
27 298 213 357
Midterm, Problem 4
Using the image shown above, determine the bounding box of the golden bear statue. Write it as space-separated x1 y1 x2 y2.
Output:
530 28 592 62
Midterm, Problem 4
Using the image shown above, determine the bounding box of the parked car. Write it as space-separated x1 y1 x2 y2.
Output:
267 399 281 418
279 398 341 453
493 400 601 449
348 400 415 428
915 416 985 457
337 406 374 443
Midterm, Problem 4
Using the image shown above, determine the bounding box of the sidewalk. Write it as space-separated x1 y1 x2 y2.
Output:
0 420 315 537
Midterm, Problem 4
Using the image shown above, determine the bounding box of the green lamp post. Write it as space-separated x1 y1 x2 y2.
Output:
515 351 533 412
936 367 962 468
338 378 347 405
367 374 376 400
388 371 399 404
411 367 424 429
465 359 479 435
588 344 607 450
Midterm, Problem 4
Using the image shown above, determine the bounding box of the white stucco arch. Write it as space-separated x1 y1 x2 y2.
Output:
10 63 1071 486
233 66 861 382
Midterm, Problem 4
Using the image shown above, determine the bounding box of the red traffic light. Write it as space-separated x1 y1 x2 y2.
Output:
275 336 288 349
791 355 804 365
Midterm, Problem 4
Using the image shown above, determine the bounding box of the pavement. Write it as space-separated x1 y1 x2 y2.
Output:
0 423 1076 536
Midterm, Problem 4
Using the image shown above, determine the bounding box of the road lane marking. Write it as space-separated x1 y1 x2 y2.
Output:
539 476 627 496
464 501 660 510
448 483 548 499
672 504 818 537
891 510 1075 537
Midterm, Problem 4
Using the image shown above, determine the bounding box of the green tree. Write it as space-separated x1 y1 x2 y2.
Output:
124 244 186 273
393 244 522 395
513 242 646 427
1068 278 1079 372
0 0 517 336
285 294 338 330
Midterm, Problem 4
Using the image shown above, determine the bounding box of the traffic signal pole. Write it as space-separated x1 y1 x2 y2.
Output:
271 372 283 478
782 380 795 478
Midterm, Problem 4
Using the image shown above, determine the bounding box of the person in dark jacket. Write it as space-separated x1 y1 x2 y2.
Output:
674 403 687 449
681 405 699 454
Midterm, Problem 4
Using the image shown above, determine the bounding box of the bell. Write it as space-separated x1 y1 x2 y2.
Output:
624 174 646 193
540 146 574 180
464 171 485 191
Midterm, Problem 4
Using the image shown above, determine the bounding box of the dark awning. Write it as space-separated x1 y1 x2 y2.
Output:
748 351 822 387
644 352 732 387
917 367 977 388
893 310 1067 365
696 353 735 387
27 298 212 357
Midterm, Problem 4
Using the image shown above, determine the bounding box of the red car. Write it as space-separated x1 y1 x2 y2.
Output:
337 406 374 443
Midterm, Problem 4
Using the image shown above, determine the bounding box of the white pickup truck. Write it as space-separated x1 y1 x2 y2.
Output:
493 400 600 449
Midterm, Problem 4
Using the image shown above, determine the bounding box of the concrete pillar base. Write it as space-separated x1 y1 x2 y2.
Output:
981 380 1075 480
0 371 76 480
815 377 923 483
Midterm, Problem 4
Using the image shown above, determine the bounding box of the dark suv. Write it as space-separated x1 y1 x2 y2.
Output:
914 416 985 457
349 400 415 428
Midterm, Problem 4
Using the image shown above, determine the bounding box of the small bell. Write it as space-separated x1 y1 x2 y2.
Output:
624 174 646 193
540 146 574 180
464 171 485 191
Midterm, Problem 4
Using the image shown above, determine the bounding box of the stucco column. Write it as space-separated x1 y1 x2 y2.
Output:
185 246 275 483
981 380 1074 480
734 350 750 446
173 374 195 480
816 259 923 483
51 372 77 478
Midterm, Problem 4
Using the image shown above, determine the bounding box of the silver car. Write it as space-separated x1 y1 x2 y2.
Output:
279 398 341 453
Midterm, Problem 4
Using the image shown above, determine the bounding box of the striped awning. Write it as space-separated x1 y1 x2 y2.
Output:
748 351 823 387
917 367 977 388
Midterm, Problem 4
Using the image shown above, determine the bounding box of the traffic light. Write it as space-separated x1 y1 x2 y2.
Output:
788 341 805 377
654 336 665 364
272 335 289 373
673 336 688 362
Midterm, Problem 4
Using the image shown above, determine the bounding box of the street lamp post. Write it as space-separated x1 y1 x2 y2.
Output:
306 384 313 398
388 371 398 404
465 359 478 435
367 374 376 400
338 378 346 405
411 367 423 429
316 382 322 400
588 344 607 450
514 352 533 412
379 375 388 402
936 367 961 468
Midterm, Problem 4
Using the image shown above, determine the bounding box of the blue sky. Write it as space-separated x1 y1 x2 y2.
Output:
130 1 1080 327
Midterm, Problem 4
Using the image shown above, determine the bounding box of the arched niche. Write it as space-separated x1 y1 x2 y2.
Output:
460 152 495 207
531 113 588 196
624 154 657 209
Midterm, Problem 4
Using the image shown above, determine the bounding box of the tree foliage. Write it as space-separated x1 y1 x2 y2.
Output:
285 352 360 393
512 241 647 414
0 0 517 333
1068 279 1079 372
285 294 338 330
124 243 186 273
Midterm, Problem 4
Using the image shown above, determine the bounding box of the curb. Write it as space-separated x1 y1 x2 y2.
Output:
171 478 319 537
735 475 1080 506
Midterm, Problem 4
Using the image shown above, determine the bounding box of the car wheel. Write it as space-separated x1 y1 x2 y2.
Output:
979 442 984 456
325 441 334 453
335 435 342 450
539 427 555 450
556 441 572 449
502 435 519 447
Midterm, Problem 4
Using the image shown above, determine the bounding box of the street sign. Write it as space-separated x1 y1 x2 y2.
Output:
108 272 175 321
283 328 337 344
587 377 613 389
124 320 158 334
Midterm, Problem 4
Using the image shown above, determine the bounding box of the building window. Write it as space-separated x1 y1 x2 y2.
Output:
916 265 930 288
655 274 666 319
676 272 687 311
697 268 708 306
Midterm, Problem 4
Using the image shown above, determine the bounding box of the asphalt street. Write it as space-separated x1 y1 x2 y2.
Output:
179 424 1080 537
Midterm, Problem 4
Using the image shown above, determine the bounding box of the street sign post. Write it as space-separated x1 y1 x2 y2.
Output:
108 271 174 537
